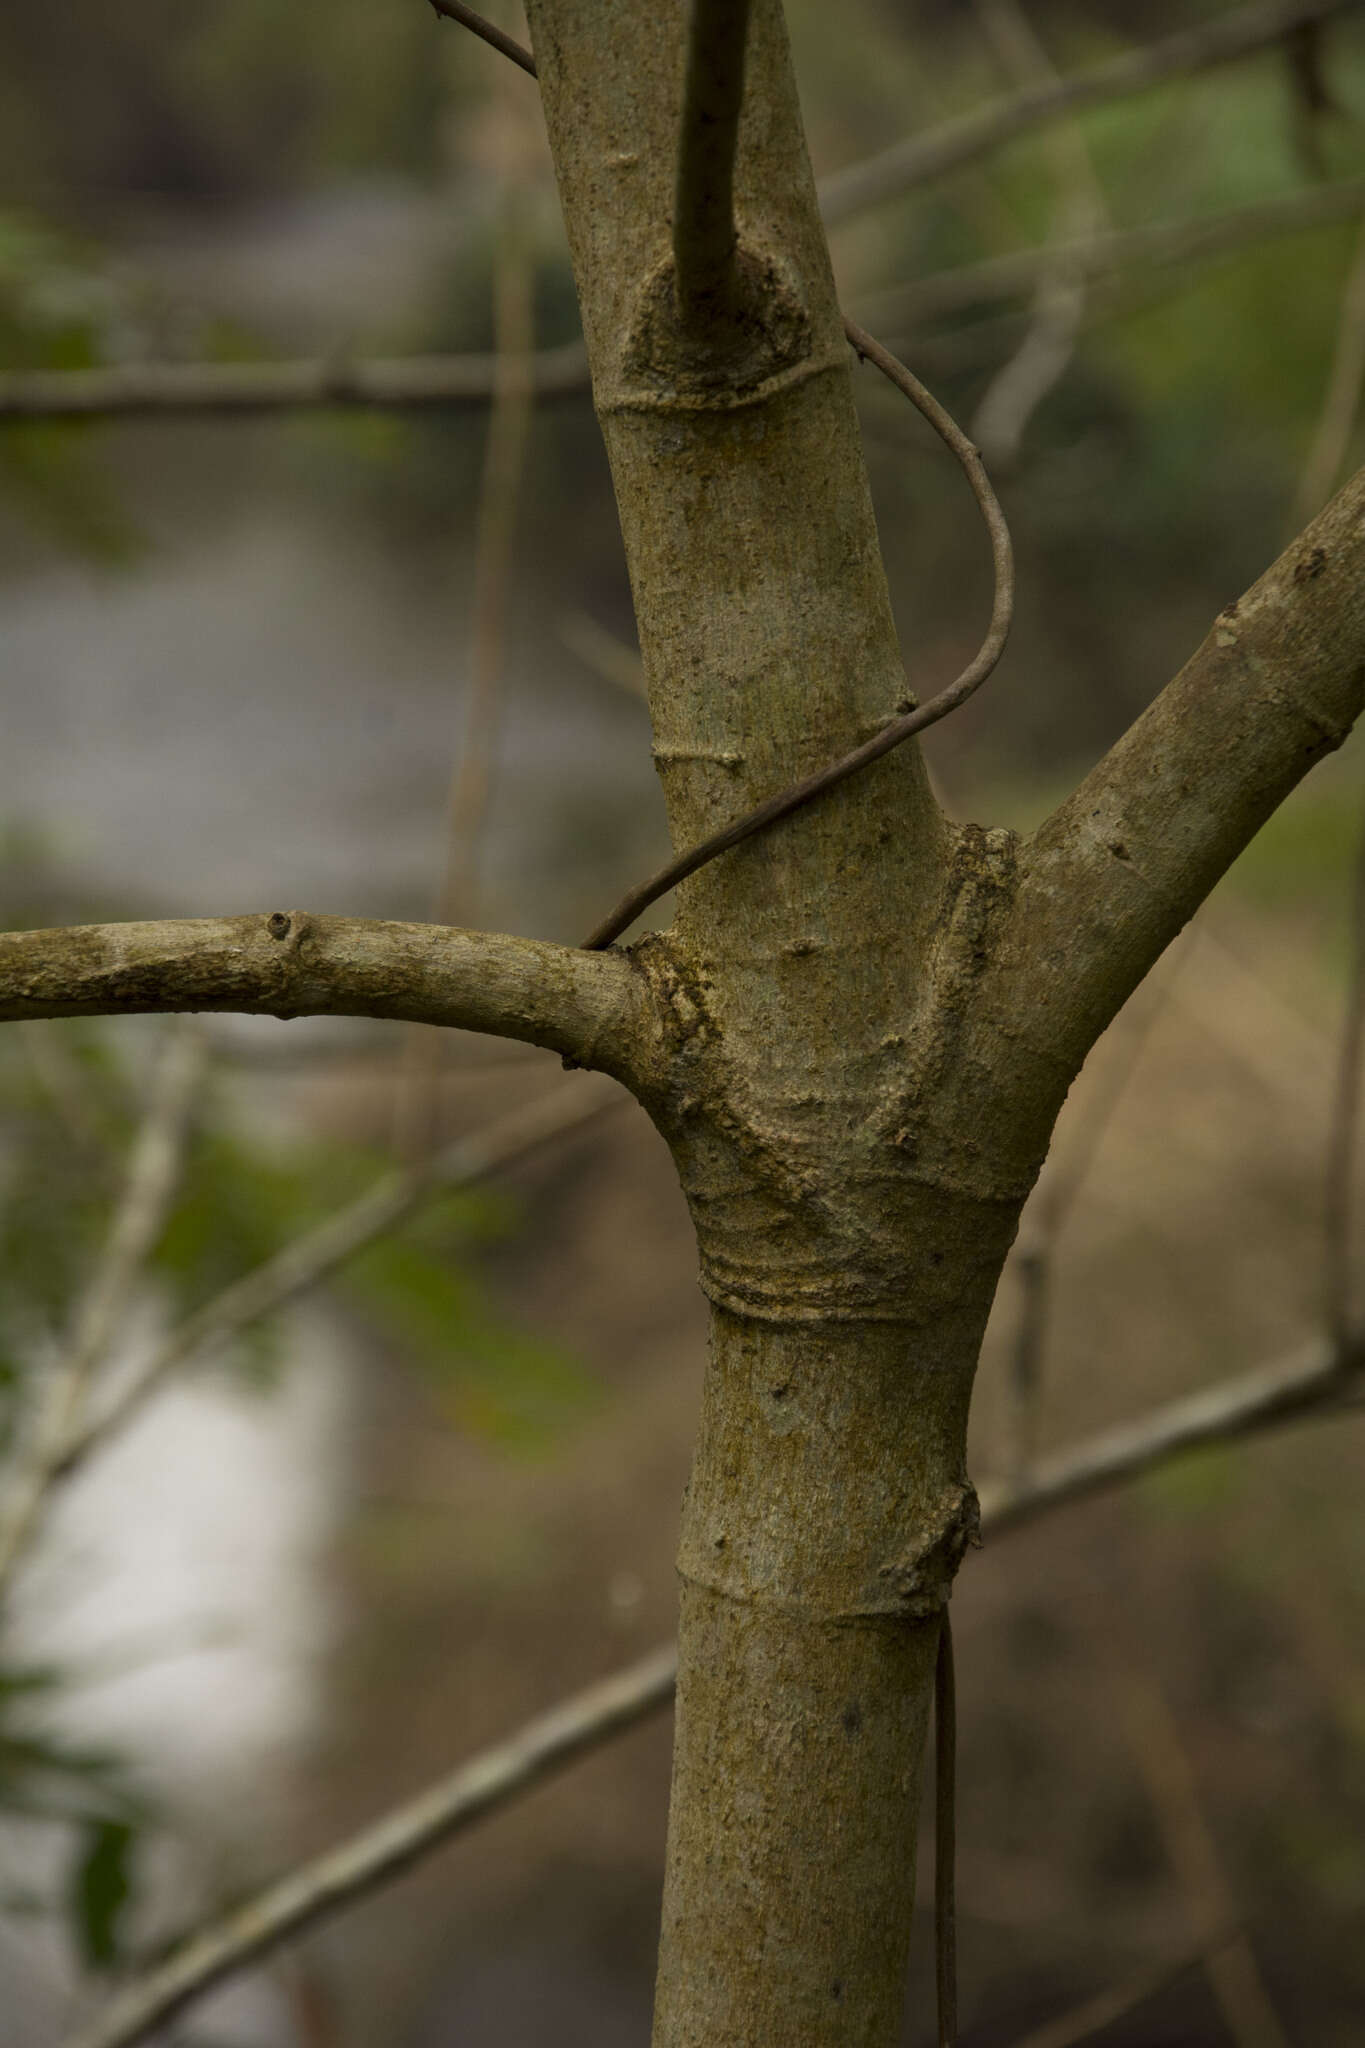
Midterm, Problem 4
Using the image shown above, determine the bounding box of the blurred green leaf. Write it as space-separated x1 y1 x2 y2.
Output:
68 1816 136 1972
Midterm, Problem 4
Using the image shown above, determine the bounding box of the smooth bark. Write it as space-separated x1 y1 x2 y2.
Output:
0 914 643 1078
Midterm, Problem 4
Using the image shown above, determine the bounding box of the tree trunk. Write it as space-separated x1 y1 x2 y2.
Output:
526 2 1042 2037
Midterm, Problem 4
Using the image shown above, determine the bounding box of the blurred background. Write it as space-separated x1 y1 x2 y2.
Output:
1 1 1364 2042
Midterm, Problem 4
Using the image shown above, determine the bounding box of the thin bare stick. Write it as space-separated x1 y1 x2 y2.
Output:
1006 1928 1242 2048
1292 209 1365 531
818 0 1357 226
980 1335 1362 1540
55 1078 621 1488
61 1640 679 2048
558 611 647 700
0 1025 204 1590
1104 1642 1290 2048
856 175 1365 339
394 158 538 1161
580 323 1014 949
970 0 1107 468
436 207 536 930
0 345 585 422
64 1316 1362 2048
1003 948 1180 1481
64 1323 1362 2048
673 0 754 324
6 178 1360 433
1325 788 1365 1345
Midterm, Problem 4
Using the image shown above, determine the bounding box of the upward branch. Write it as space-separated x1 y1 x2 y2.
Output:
673 0 754 326
0 914 646 1081
1000 464 1365 1087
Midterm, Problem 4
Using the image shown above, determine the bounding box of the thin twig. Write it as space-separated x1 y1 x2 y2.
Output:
558 612 647 700
818 0 1358 226
0 1025 205 1592
61 1641 680 2048
856 175 1365 338
6 180 1362 431
673 0 754 323
1292 209 1365 532
1101 1625 1290 2048
51 1080 621 1494
63 1325 1364 2048
436 196 536 930
393 150 538 1161
970 0 1107 468
1003 947 1181 1481
1005 1927 1242 2048
979 1336 1363 1541
580 323 1014 949
0 345 586 421
1325 785 1365 1345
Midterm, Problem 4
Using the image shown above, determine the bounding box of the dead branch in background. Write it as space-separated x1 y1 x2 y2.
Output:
970 0 1108 468
62 1640 681 2048
1292 209 1365 530
1005 1929 1244 2048
52 1079 621 1498
0 345 589 422
857 176 1365 338
1001 952 1178 1482
60 1316 1364 2048
0 1025 204 1590
1102 1618 1289 2047
1325 790 1365 1343
818 0 1357 225
392 128 539 1161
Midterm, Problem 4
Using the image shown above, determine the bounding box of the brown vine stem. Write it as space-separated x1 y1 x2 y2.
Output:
428 0 537 77
579 322 1015 950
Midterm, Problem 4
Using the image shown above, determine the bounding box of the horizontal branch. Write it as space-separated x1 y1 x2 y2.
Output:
818 0 1355 225
0 343 589 423
1001 462 1365 1077
7 181 1359 432
855 175 1365 336
0 914 644 1079
65 1333 1363 2048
